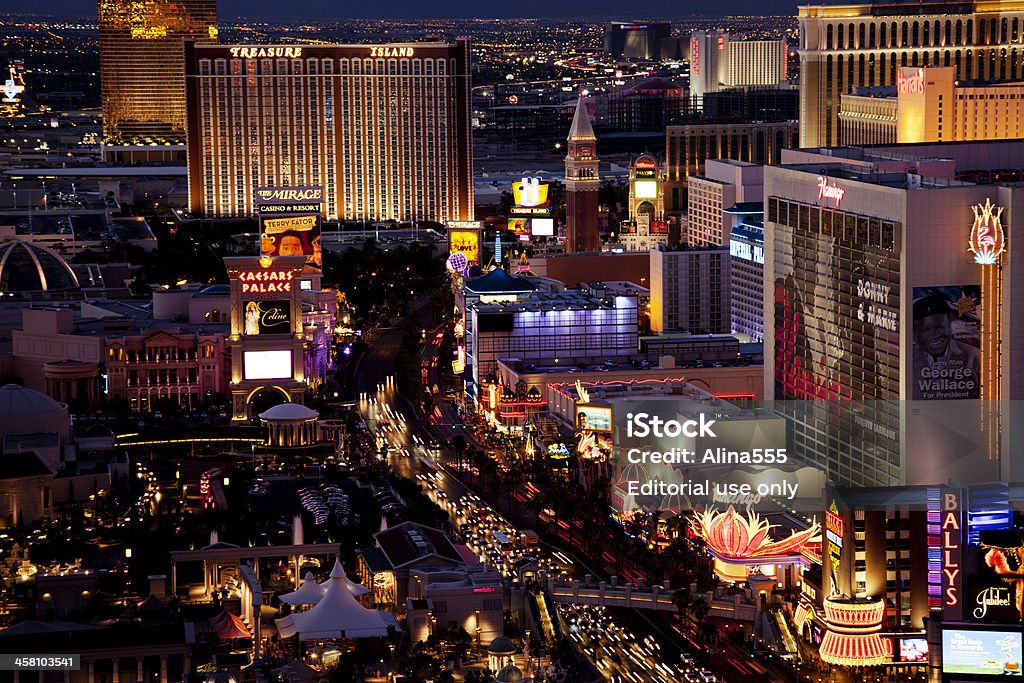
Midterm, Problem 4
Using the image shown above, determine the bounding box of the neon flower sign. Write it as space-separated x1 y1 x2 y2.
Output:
693 507 820 561
969 198 1006 265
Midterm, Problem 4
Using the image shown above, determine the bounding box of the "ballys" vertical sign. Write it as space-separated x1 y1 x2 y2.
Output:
943 488 964 621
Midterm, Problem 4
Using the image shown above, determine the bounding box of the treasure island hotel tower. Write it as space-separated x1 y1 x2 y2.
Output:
183 41 474 223
798 0 1024 147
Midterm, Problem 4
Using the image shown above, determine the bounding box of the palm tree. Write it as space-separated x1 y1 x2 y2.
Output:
503 466 524 517
672 587 692 628
623 511 647 541
525 490 546 529
451 435 467 471
608 532 631 577
689 596 710 625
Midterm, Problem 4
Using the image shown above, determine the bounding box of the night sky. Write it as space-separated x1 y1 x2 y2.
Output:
23 0 799 20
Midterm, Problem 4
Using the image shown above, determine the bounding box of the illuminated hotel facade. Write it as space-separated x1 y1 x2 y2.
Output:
798 0 1024 147
840 66 1024 145
184 41 474 223
764 142 1024 488
689 31 788 102
664 121 797 213
99 0 217 147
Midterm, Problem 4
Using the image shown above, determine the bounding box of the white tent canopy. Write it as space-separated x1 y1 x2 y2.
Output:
279 565 371 606
279 572 326 605
276 561 395 640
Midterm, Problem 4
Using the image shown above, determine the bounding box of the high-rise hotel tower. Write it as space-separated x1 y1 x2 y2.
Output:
99 0 217 147
798 0 1024 147
184 41 474 223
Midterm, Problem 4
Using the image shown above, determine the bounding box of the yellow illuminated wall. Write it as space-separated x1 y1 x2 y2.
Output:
99 0 217 145
841 66 1024 145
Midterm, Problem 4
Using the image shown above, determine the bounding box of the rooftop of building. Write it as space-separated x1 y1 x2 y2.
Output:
548 376 775 413
471 286 640 315
0 620 189 653
372 521 464 570
654 244 730 254
794 139 1024 165
847 85 898 98
616 77 685 96
667 119 798 131
3 167 187 178
780 162 973 189
70 300 230 339
711 158 760 168
731 223 765 242
724 202 765 215
4 432 61 452
0 451 54 479
464 268 537 295
498 350 761 376
0 211 155 242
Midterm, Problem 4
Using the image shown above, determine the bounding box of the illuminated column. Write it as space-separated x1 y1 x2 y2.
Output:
968 199 1005 459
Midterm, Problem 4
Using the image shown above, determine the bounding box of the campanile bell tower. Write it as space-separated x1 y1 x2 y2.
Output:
564 96 601 254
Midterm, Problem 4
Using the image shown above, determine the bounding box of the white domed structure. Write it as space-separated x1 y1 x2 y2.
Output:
0 383 69 440
0 241 78 292
487 636 518 671
259 402 319 447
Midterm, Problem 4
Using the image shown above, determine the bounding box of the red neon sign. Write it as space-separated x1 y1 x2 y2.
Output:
825 509 845 538
897 68 925 95
238 269 293 294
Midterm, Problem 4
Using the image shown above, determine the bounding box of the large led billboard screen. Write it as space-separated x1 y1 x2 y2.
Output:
532 218 555 236
942 628 1022 677
450 230 481 265
576 404 612 432
898 637 928 663
243 350 293 380
260 214 322 268
634 180 658 199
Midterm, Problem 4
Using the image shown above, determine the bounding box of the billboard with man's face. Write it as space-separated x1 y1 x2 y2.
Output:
260 214 322 268
911 286 981 400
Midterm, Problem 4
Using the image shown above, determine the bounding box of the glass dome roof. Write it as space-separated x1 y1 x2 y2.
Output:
0 241 79 292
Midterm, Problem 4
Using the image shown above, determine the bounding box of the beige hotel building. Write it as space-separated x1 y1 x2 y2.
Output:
840 65 1024 144
798 0 1024 147
184 41 474 223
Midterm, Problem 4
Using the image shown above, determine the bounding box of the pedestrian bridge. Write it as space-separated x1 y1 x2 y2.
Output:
543 575 677 612
542 575 758 621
